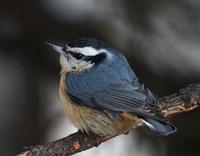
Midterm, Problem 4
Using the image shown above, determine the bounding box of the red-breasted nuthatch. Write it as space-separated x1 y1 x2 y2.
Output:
47 38 176 136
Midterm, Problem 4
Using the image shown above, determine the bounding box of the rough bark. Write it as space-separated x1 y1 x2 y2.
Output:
17 83 200 156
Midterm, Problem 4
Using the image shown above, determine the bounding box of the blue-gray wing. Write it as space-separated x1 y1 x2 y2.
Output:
69 81 150 110
67 81 164 121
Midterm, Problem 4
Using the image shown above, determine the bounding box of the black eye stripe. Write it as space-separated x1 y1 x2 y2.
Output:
69 51 84 60
63 48 85 60
83 53 106 64
62 47 106 63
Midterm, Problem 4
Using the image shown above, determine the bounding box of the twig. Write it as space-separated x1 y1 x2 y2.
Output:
17 83 200 156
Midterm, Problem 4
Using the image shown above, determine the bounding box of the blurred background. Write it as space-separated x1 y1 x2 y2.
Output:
0 0 200 156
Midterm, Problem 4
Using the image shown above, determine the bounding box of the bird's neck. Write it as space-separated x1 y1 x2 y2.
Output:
60 67 71 75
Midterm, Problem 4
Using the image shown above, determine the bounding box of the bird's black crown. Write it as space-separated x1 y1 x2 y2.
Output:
68 38 106 50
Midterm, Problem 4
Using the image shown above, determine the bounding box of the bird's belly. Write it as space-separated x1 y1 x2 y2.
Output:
59 74 142 136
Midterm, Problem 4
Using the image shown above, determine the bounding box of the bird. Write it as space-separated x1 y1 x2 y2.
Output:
47 38 176 137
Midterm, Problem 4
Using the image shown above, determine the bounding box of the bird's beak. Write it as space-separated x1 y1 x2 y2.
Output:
46 42 65 54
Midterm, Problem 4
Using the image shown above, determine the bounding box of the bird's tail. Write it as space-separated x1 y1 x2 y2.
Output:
142 118 177 136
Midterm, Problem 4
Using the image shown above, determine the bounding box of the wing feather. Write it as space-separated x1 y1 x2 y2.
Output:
67 81 165 122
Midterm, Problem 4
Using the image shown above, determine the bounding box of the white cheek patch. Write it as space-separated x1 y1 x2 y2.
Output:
60 54 70 68
67 46 112 58
60 54 95 71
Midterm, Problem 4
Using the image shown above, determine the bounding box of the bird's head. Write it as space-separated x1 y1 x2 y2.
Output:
47 38 114 73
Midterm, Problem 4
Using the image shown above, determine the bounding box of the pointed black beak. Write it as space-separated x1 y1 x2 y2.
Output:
46 42 65 54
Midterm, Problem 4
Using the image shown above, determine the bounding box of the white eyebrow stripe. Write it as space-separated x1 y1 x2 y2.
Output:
67 46 111 57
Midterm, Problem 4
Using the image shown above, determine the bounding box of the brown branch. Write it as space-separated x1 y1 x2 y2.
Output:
17 132 116 156
17 83 200 156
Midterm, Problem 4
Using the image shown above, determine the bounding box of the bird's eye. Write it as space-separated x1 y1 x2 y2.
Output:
62 47 67 51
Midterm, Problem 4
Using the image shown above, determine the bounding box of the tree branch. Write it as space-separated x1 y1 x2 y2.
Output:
17 83 200 156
